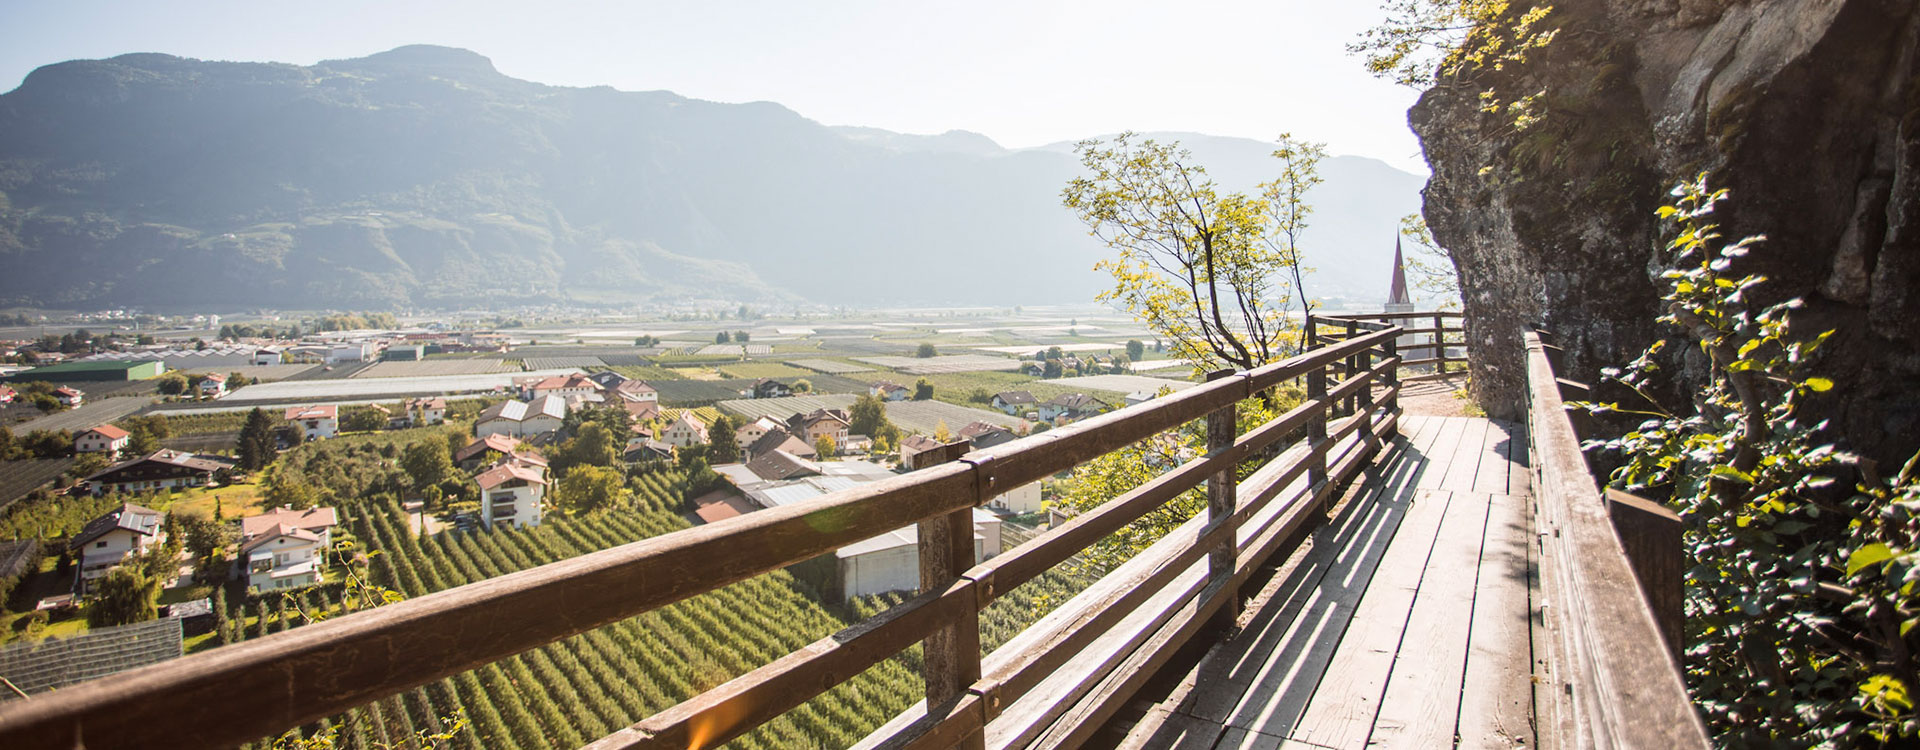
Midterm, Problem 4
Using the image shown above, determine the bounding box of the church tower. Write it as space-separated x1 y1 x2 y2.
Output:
1385 236 1415 314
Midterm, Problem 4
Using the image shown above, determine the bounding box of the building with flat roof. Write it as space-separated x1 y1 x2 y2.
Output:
4 359 164 383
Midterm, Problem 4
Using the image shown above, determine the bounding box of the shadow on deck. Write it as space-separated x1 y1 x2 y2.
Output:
1109 416 1535 750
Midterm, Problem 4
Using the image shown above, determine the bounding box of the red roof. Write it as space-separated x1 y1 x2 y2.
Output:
476 463 547 489
285 404 338 420
84 424 130 440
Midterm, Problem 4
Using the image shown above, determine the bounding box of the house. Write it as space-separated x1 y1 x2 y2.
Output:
623 438 676 463
85 450 230 496
1021 362 1045 377
991 391 1036 415
746 428 817 461
841 434 874 454
613 380 659 402
238 506 338 591
619 398 662 423
407 397 447 426
526 372 598 401
69 503 167 595
284 405 339 441
1125 390 1158 406
786 409 851 447
477 461 548 529
957 421 1017 450
745 450 823 483
382 345 425 362
474 396 568 438
869 381 910 401
197 372 227 398
831 512 1002 599
455 434 524 471
749 378 792 399
251 348 283 367
898 434 942 466
0 385 16 403
735 416 786 451
74 425 131 455
660 412 709 448
1039 393 1111 423
587 370 629 390
53 386 84 407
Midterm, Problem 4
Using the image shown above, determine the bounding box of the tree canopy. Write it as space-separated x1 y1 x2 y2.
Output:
1064 132 1322 372
555 464 628 514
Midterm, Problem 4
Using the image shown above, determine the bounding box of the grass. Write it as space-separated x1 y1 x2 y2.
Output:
606 365 687 381
914 371 1128 411
717 361 810 379
163 483 268 521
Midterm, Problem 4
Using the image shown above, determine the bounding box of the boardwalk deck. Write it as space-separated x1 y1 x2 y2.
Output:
1116 415 1534 750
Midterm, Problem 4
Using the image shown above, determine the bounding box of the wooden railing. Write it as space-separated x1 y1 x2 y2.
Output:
1314 310 1465 382
1523 329 1708 748
0 328 1408 750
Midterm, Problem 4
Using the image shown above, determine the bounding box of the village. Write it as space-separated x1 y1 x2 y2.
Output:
0 305 1234 693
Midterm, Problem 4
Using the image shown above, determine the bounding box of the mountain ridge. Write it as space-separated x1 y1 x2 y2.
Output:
0 45 1422 311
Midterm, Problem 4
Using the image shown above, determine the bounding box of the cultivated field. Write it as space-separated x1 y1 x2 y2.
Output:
9 396 152 435
224 364 319 381
1048 374 1199 394
215 368 581 404
854 354 1020 375
695 344 773 357
972 342 1134 355
716 362 809 380
783 358 873 375
520 356 605 370
352 360 516 378
1130 358 1192 372
716 394 1022 435
0 457 76 511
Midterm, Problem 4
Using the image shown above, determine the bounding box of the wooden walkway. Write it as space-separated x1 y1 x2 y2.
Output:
1116 415 1536 750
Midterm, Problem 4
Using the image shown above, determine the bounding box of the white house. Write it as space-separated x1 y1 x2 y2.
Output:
526 373 598 401
474 396 568 438
54 386 84 407
197 372 227 398
407 397 447 426
251 348 283 366
285 405 339 441
478 462 548 529
74 425 130 455
70 503 167 595
238 507 337 592
869 382 910 401
990 391 1036 415
988 481 1044 515
836 510 1002 598
661 412 709 448
735 416 785 451
1039 393 1110 423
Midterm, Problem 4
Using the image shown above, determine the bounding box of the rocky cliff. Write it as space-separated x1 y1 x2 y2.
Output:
1412 0 1920 466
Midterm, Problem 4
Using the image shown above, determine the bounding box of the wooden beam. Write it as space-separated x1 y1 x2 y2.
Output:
1605 489 1685 661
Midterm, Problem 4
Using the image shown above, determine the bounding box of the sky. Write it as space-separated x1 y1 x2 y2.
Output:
0 0 1429 174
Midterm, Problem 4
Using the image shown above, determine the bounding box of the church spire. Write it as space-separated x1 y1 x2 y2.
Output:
1385 235 1414 312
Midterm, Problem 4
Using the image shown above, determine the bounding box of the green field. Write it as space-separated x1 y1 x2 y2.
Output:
716 362 810 380
912 371 1128 411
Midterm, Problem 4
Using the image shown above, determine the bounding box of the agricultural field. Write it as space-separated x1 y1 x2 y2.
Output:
519 357 605 370
8 396 152 435
716 395 1021 435
854 355 1019 375
1130 357 1192 372
783 359 872 375
216 369 580 404
352 360 515 379
910 371 1128 411
650 376 869 408
604 366 686 382
223 364 320 382
973 342 1132 355
695 344 773 357
0 458 76 514
1049 374 1199 395
233 477 925 750
717 362 810 380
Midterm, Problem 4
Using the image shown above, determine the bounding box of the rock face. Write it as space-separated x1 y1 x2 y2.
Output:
1413 0 1920 466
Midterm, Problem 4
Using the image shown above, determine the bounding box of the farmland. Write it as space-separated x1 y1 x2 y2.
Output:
716 394 1022 435
1048 374 1198 394
352 360 515 378
0 458 75 514
853 354 1019 375
716 362 811 380
783 359 873 375
909 371 1129 410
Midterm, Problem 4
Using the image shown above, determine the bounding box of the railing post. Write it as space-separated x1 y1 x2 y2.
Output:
910 441 983 737
1307 356 1328 504
1433 314 1447 372
1205 369 1238 629
1344 319 1360 416
1383 334 1400 416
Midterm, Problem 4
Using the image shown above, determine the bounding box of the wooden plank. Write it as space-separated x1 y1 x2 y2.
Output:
1284 489 1455 749
1605 489 1685 660
1366 490 1494 748
1455 492 1537 750
1413 418 1468 490
1471 420 1519 495
1438 418 1491 493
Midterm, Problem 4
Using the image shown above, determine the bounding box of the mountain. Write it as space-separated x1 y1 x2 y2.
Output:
0 45 1423 311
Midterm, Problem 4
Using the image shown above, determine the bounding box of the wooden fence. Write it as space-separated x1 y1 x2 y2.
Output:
1523 329 1707 748
1314 311 1465 381
0 327 1407 750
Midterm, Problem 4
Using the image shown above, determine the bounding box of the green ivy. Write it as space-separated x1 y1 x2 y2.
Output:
1580 175 1920 745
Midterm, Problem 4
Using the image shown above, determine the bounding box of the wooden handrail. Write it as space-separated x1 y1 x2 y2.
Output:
0 328 1407 750
1522 329 1708 748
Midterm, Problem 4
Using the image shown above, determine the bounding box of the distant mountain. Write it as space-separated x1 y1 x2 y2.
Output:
0 45 1423 311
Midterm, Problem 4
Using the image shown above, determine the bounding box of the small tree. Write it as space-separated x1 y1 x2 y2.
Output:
155 372 190 396
401 442 453 492
814 434 836 459
556 464 628 513
88 565 159 627
1126 339 1146 361
236 407 278 471
715 331 731 344
791 379 813 393
916 342 937 358
550 422 620 476
913 379 934 401
707 414 742 464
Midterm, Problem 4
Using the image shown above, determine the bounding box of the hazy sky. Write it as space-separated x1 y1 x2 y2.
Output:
1 0 1429 173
